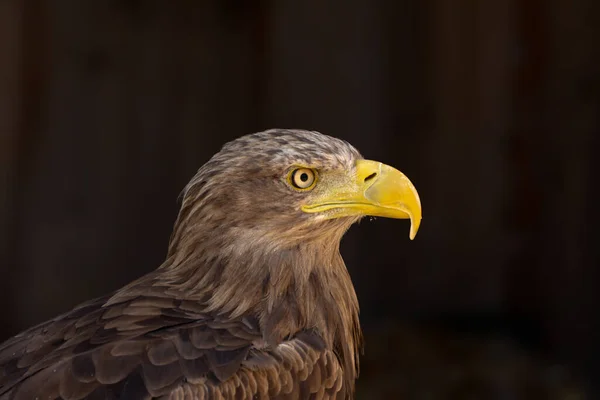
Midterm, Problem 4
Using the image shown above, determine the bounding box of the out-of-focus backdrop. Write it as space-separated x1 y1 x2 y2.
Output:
1 1 599 398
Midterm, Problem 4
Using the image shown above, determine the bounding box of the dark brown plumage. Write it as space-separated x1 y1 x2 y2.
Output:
0 129 421 399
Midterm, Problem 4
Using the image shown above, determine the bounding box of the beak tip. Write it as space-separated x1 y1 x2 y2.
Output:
409 218 421 240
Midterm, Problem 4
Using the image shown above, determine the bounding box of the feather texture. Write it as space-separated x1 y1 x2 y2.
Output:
0 294 347 399
0 130 365 399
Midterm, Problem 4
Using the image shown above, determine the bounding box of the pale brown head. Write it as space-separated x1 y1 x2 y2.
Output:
168 129 421 259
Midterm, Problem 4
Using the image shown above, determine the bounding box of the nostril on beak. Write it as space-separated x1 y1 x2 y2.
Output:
364 172 377 183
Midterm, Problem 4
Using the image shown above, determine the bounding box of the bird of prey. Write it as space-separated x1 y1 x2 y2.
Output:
0 129 421 399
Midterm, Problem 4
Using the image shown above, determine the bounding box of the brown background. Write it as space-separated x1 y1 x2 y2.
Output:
1 0 599 397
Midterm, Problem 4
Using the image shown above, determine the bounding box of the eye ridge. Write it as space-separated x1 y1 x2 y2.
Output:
289 168 317 190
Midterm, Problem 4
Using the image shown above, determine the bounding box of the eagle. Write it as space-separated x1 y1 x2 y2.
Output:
0 129 421 399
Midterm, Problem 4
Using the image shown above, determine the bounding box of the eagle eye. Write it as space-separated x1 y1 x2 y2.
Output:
289 168 317 190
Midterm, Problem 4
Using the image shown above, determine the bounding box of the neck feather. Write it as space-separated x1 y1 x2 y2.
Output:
155 228 362 387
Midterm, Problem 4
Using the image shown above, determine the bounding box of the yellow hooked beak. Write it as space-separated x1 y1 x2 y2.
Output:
301 160 422 240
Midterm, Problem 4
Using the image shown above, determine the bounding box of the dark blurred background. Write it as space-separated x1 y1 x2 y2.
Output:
1 1 599 398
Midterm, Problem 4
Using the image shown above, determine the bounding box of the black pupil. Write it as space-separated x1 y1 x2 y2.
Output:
300 172 309 182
